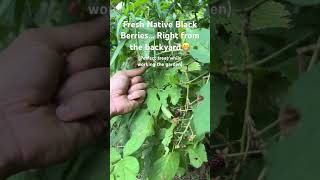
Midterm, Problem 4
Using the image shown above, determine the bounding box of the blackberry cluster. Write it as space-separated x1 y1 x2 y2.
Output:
209 154 225 171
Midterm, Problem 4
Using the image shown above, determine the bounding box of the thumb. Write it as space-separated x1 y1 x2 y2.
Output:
56 90 108 121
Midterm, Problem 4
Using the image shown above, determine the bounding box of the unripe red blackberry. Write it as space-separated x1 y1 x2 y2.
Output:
197 95 204 102
174 109 181 117
172 117 179 125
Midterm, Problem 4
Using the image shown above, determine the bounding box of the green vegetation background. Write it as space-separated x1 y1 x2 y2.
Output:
0 1 107 180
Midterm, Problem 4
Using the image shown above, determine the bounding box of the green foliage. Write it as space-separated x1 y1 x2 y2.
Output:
212 79 228 131
113 156 140 180
251 1 291 30
187 143 208 168
211 0 320 179
192 82 210 137
285 0 320 6
123 110 154 156
110 0 210 178
149 152 180 180
267 63 320 180
187 28 210 63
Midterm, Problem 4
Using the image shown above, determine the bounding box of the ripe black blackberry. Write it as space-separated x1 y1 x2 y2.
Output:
209 154 225 171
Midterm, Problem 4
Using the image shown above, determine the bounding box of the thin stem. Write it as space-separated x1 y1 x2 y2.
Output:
226 150 263 158
176 120 191 147
184 71 190 114
229 32 314 71
255 119 280 138
240 12 252 154
233 12 253 180
212 140 241 148
307 36 320 71
242 73 253 161
183 72 209 84
257 167 267 180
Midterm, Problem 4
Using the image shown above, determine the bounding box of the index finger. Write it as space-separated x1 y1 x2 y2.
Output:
42 16 107 51
123 67 147 77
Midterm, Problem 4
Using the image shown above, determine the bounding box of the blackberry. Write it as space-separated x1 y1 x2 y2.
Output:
197 95 204 102
209 154 225 171
174 109 181 117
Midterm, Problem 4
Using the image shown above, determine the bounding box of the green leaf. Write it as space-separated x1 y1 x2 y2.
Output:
213 78 228 131
113 156 139 180
110 148 121 164
187 143 208 168
126 18 155 57
166 85 181 105
188 62 201 71
192 82 210 136
186 28 210 63
110 40 126 66
161 105 173 119
267 63 320 180
110 174 115 180
146 88 161 117
149 152 180 180
123 110 154 156
285 0 320 6
251 1 291 30
162 123 176 152
116 16 128 42
158 90 169 107
213 12 243 34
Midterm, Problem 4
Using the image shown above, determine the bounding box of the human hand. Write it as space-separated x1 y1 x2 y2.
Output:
110 68 147 117
0 17 107 178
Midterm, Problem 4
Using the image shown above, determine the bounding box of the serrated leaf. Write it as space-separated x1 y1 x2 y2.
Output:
213 35 246 82
149 152 180 180
161 105 173 119
147 88 161 116
123 110 154 156
187 143 208 168
192 82 210 136
158 90 169 107
188 62 201 71
251 1 291 30
113 156 139 180
213 78 228 131
186 28 210 63
162 123 176 150
267 63 320 180
213 12 243 34
166 85 181 105
285 0 320 6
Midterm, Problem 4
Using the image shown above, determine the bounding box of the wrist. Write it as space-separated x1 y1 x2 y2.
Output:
0 105 25 179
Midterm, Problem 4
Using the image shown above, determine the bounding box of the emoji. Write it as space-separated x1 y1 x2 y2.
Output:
181 42 190 52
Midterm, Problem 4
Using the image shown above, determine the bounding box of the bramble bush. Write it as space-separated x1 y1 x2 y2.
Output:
110 0 210 179
211 0 320 179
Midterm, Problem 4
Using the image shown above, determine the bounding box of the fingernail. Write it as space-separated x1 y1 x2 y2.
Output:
56 104 72 121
